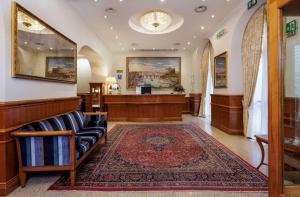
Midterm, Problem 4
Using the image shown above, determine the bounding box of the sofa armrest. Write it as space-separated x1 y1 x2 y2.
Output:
11 130 74 137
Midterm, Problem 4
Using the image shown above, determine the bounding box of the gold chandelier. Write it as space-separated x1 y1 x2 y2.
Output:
140 10 172 32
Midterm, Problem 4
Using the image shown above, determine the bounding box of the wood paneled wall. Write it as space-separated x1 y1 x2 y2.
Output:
211 94 243 135
284 97 300 138
0 97 80 196
189 93 202 116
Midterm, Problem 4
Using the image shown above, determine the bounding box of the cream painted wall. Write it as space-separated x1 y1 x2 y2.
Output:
285 17 300 97
111 51 193 95
77 58 92 93
0 1 6 101
0 0 112 102
203 0 266 95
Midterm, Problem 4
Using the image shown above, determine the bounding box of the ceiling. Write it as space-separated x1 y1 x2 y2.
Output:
66 0 242 53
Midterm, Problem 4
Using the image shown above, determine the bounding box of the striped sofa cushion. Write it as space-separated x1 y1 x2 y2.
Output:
18 120 72 167
72 111 86 130
63 113 80 133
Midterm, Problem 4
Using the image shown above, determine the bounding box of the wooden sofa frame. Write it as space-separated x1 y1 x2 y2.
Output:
11 111 108 187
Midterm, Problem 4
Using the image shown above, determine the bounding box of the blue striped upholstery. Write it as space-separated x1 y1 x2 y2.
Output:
19 120 72 167
72 111 86 129
63 113 80 133
17 110 107 169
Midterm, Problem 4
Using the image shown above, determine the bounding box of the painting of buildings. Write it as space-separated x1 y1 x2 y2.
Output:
46 57 76 83
126 57 181 89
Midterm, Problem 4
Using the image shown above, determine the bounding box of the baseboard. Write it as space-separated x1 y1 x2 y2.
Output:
0 175 19 196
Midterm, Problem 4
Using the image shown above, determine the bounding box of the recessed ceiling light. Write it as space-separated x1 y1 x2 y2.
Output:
94 0 98 2
153 48 156 50
115 35 119 39
104 15 108 19
50 47 53 50
133 47 136 51
105 8 117 14
201 26 205 30
194 6 207 13
110 26 113 30
183 47 186 50
187 41 191 45
119 0 123 2
211 15 215 18
160 0 165 2
24 41 28 44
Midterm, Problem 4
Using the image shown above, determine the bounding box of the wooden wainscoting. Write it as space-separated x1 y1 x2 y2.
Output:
0 97 80 196
284 97 300 138
189 93 202 116
211 94 243 135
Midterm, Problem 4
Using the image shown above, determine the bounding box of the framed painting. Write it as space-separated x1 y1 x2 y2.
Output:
12 3 77 83
214 52 228 88
126 57 181 90
46 57 76 82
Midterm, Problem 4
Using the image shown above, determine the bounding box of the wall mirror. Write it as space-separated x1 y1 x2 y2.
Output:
12 3 77 83
214 52 228 88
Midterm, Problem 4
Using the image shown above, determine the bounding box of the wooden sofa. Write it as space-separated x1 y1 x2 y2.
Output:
11 110 107 187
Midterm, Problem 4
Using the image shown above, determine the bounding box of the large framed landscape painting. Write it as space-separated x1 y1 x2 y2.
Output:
46 57 76 82
214 52 228 88
126 57 181 90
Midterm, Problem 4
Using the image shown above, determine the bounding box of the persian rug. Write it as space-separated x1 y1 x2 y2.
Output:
49 123 268 191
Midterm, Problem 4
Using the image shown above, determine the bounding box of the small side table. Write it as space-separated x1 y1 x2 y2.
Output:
255 135 269 169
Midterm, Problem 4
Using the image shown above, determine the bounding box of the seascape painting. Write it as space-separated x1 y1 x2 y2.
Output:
126 57 181 89
46 57 76 82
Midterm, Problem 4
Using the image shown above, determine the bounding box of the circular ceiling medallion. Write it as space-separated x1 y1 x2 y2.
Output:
129 9 184 35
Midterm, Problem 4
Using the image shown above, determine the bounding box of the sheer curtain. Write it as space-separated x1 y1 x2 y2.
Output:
247 20 268 138
204 54 213 121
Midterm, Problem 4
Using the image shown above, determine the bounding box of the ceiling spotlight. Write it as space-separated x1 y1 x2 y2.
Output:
24 41 28 45
94 0 98 2
201 26 205 30
183 47 186 50
110 26 114 30
105 8 117 14
119 0 123 2
104 15 108 19
49 47 53 50
133 47 136 51
211 15 215 18
160 0 165 2
194 6 207 13
187 42 191 45
115 35 119 39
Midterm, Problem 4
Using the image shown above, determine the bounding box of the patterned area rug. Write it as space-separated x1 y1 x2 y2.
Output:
49 123 268 191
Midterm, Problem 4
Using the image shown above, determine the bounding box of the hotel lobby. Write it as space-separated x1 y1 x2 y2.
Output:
0 0 299 197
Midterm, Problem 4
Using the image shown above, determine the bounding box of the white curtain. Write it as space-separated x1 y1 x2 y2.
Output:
247 20 268 138
204 56 213 120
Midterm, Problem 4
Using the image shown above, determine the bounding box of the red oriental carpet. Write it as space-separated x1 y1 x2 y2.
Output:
49 123 268 191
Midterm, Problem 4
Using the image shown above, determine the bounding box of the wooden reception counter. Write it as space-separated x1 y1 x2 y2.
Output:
104 94 185 122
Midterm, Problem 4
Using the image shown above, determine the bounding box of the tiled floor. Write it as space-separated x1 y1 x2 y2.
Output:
9 115 268 197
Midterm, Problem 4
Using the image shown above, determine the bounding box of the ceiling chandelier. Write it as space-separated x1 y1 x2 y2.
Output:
17 11 46 32
140 10 172 32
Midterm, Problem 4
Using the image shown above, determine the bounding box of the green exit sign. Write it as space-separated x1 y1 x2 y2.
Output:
286 20 297 37
248 0 257 10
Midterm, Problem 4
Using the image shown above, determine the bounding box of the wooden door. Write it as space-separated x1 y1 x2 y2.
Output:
268 0 300 196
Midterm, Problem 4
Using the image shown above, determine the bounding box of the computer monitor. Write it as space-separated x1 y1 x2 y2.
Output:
141 86 152 95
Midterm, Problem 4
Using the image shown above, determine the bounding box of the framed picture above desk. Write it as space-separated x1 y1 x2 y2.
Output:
126 57 181 90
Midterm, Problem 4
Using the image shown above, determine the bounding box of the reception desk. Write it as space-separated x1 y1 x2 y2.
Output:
104 94 185 122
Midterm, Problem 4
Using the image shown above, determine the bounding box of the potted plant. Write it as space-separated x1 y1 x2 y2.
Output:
173 84 185 94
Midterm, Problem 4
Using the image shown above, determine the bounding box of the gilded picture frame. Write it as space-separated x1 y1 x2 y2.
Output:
126 57 181 90
11 3 77 84
214 52 228 88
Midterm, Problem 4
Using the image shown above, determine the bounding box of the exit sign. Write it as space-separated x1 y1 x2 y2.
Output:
286 20 297 37
248 0 257 10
